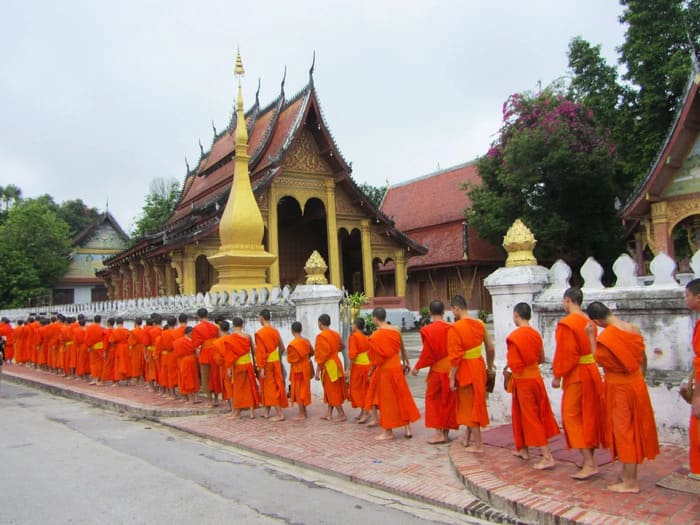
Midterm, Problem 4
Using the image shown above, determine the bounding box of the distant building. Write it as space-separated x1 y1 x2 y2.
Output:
380 162 504 312
621 68 700 273
54 212 129 305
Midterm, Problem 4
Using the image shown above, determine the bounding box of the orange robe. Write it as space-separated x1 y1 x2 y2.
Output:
314 329 347 407
85 323 105 380
287 338 312 407
48 321 62 369
506 325 559 449
348 331 371 409
368 327 420 429
447 318 489 428
173 337 200 395
73 325 88 376
156 329 177 388
212 336 235 401
59 323 71 373
144 326 162 383
0 322 13 362
64 323 77 373
128 326 145 380
553 313 605 449
415 320 458 430
227 333 259 409
111 327 131 381
594 325 659 464
255 325 288 408
169 325 187 388
37 324 49 366
101 328 115 382
28 321 40 364
691 320 700 475
13 324 24 363
191 320 220 393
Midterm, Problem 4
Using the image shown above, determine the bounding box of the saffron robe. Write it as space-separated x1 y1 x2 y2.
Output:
128 326 145 380
156 329 177 388
691 319 700 475
368 327 420 429
447 318 489 428
287 337 312 407
254 325 288 408
506 325 559 449
416 320 458 430
348 331 371 409
553 313 605 449
13 324 24 363
173 336 200 395
73 324 88 376
212 335 235 400
101 327 115 382
85 323 105 380
227 333 259 409
314 329 347 406
110 327 131 381
144 325 162 383
594 325 659 463
0 322 13 362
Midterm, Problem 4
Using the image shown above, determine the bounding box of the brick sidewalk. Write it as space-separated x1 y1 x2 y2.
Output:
3 362 698 524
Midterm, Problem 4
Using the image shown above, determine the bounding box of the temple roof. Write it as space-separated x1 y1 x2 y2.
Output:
621 68 700 220
71 212 129 247
105 70 425 266
381 161 504 266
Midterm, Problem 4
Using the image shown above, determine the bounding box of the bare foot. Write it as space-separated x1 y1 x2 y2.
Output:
269 415 285 422
375 431 394 441
227 413 241 420
571 466 599 480
332 416 347 423
353 414 362 421
463 446 484 454
533 457 555 470
607 482 640 493
292 414 307 421
357 416 370 424
459 436 470 447
689 472 700 481
513 450 530 460
320 415 331 421
367 419 378 428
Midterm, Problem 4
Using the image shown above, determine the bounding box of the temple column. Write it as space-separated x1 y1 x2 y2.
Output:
154 261 166 296
129 260 142 299
360 219 374 297
325 179 341 287
651 201 672 256
268 186 280 286
120 265 131 299
141 259 152 297
166 266 177 295
182 255 196 296
394 249 407 297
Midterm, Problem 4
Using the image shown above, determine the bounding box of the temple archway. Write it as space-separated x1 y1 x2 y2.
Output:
339 227 363 293
671 215 700 272
195 254 216 294
374 256 396 297
277 196 328 287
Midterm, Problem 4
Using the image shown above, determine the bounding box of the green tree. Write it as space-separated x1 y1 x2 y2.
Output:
0 199 71 307
132 177 181 239
57 199 100 237
467 89 623 268
357 182 386 208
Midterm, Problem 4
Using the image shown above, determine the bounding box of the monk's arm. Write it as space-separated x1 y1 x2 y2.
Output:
399 336 410 369
277 336 285 357
483 324 495 370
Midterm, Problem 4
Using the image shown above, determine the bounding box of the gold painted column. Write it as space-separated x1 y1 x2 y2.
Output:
394 249 407 297
165 264 177 295
268 186 280 286
325 179 341 287
360 219 374 297
182 255 196 296
651 201 672 256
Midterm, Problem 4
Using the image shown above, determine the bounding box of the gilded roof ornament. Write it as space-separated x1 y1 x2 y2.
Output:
304 250 328 284
234 48 245 77
503 218 538 267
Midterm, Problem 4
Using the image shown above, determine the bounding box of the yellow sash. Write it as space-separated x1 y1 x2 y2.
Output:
65 341 73 346
353 352 370 365
512 363 541 379
93 342 103 350
462 345 482 360
236 353 252 365
268 349 280 362
325 359 340 382
578 354 595 365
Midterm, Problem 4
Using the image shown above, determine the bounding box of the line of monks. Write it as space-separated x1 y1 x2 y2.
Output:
1 285 699 491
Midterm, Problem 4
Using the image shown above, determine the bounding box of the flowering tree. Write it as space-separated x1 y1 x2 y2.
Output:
467 88 623 267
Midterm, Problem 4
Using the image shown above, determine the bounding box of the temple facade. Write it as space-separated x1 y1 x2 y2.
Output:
380 162 504 312
621 68 700 273
101 60 425 302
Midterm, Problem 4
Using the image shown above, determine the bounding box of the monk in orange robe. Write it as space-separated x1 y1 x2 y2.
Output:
74 317 88 379
146 316 164 389
226 317 259 419
157 317 178 397
110 318 131 384
0 318 13 363
368 307 420 440
684 279 700 482
100 318 116 384
168 314 188 393
212 320 234 408
191 308 220 407
57 316 70 375
447 295 495 453
348 318 371 423
255 309 287 421
128 318 145 384
287 321 312 420
314 314 348 422
585 301 659 492
28 317 40 366
48 316 62 372
85 315 105 385
12 320 24 364
506 303 559 469
412 300 458 444
552 287 606 480
173 327 200 403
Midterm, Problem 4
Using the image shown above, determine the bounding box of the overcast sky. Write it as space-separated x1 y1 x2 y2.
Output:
0 1 627 233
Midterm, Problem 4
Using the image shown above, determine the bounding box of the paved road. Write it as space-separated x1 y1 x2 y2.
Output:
0 381 487 525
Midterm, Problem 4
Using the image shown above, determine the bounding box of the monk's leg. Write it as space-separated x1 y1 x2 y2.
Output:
533 444 555 470
321 405 332 420
513 446 530 460
375 428 394 440
332 405 346 423
572 448 599 479
427 429 447 444
357 409 369 423
608 463 639 492
464 426 483 453
460 426 472 447
293 404 307 421
366 406 379 427
404 424 412 439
